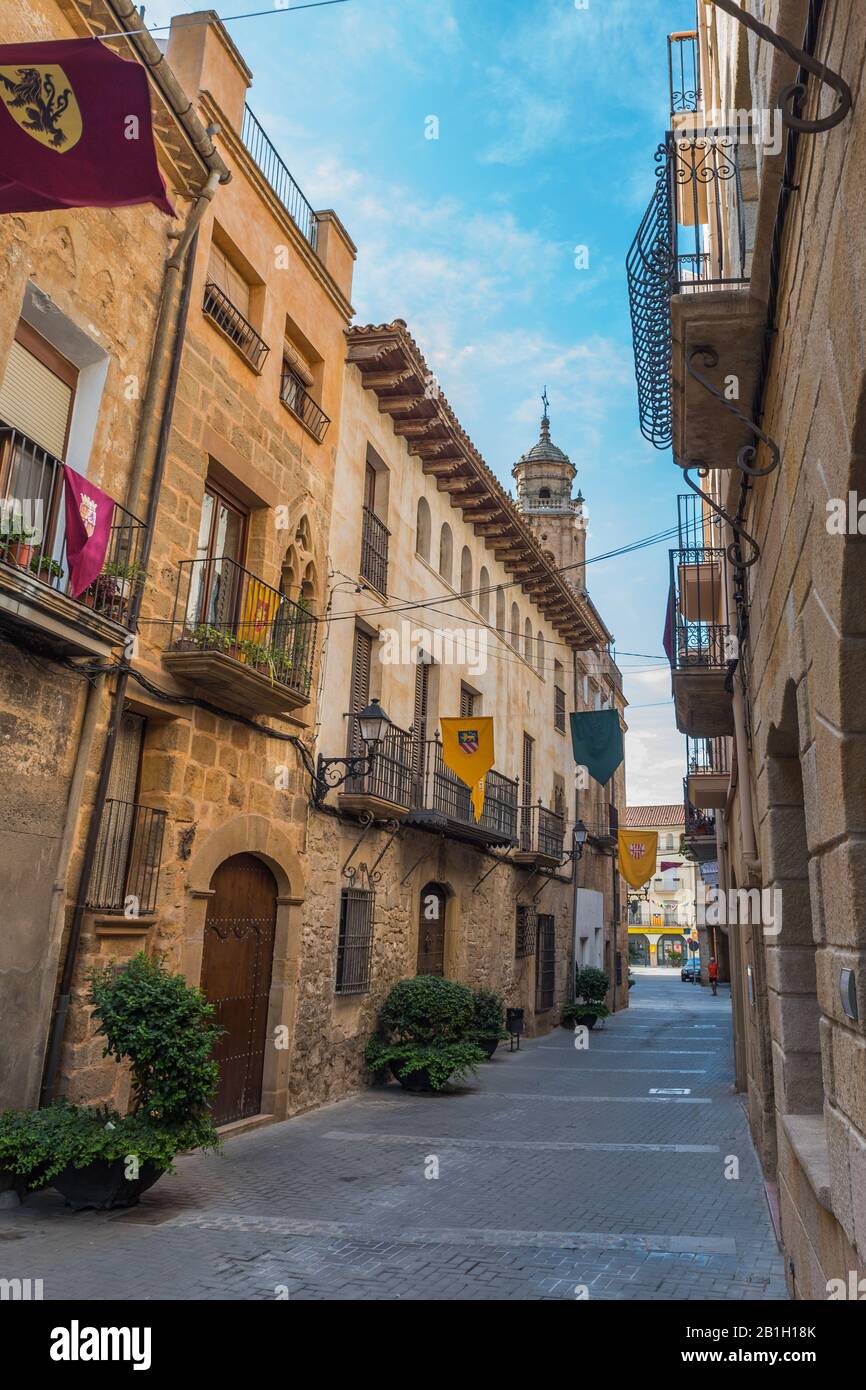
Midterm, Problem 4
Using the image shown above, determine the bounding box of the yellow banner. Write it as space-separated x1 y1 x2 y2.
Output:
440 717 494 822
617 829 658 889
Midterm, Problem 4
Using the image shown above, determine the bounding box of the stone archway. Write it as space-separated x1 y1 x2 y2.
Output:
185 814 305 1121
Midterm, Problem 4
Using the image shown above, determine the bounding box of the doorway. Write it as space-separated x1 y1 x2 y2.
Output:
201 853 277 1125
417 882 447 976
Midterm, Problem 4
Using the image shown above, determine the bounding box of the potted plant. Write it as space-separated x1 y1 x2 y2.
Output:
562 966 611 1030
83 570 119 614
29 554 63 583
0 953 221 1210
471 988 508 1059
364 976 486 1093
0 524 37 568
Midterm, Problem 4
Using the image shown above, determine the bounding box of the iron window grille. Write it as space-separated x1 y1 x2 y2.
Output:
516 903 537 958
280 363 330 442
536 913 556 1010
360 505 390 595
87 799 167 915
203 280 270 372
336 887 375 994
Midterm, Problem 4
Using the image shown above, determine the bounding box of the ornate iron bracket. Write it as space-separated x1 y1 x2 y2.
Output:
709 0 852 134
472 849 514 894
682 465 760 570
399 838 443 887
686 348 780 478
314 748 374 804
366 819 401 882
342 811 376 882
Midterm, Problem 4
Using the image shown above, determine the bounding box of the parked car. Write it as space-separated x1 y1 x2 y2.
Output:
681 958 701 981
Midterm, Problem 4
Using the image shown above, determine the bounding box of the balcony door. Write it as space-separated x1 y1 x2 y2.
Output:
185 481 247 637
417 882 447 976
521 733 534 850
535 913 555 1011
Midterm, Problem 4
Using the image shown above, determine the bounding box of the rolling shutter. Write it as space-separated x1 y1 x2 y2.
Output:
207 243 251 319
0 339 73 458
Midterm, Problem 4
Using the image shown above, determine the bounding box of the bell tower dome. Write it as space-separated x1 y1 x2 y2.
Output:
512 390 586 593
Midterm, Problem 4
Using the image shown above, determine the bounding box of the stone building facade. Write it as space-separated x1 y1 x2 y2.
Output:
0 0 226 1111
628 1 866 1300
299 321 628 1114
624 804 703 972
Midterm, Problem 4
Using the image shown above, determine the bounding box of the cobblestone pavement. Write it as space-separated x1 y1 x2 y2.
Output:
0 970 787 1300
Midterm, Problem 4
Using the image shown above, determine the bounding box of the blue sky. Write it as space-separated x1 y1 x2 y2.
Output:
150 0 695 803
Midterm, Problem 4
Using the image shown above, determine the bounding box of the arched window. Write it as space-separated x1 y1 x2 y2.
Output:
479 566 490 622
524 617 533 662
496 586 505 638
536 631 545 674
460 545 472 597
415 495 431 562
511 602 520 649
439 523 453 585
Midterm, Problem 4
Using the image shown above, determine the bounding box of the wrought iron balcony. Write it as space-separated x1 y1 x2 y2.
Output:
668 32 700 115
627 130 750 452
515 801 566 866
668 545 734 738
359 505 389 596
683 787 718 863
407 737 518 848
0 424 147 656
687 735 730 810
241 104 319 252
163 556 316 715
338 715 415 818
280 366 330 442
87 799 167 916
203 281 270 372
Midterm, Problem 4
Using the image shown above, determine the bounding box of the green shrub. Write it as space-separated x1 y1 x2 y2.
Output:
0 953 221 1189
471 988 508 1041
575 966 609 1005
364 976 486 1090
561 1001 609 1026
88 952 221 1126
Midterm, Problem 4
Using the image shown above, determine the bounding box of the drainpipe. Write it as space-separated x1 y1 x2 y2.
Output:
40 187 207 1104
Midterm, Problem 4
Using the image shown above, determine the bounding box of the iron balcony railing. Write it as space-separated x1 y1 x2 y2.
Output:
203 281 270 372
669 546 730 674
687 735 730 777
677 490 725 551
0 424 147 631
360 505 389 595
684 787 717 841
668 31 700 114
415 738 518 845
345 714 415 807
519 802 566 861
280 366 330 442
168 556 316 701
627 130 749 450
87 799 167 915
241 104 319 252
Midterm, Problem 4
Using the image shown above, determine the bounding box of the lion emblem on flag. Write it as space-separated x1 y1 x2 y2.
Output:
78 492 98 538
458 729 479 754
0 65 83 152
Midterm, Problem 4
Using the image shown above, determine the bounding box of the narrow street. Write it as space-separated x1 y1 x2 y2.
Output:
3 972 786 1301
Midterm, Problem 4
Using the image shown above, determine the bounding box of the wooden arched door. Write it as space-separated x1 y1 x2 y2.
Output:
417 882 447 976
201 853 277 1125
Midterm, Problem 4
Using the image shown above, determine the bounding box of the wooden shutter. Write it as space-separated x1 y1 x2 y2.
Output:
0 339 74 458
522 733 533 805
348 628 373 754
412 659 430 780
460 685 475 718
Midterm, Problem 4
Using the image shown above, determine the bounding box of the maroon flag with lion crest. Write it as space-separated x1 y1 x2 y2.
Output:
0 38 174 215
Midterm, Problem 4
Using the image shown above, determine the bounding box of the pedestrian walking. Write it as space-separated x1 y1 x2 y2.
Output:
708 957 719 996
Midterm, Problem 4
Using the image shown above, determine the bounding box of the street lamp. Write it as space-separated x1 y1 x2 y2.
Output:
314 700 392 803
572 819 588 860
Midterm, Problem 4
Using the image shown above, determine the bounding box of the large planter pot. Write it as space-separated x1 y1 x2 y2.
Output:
0 1167 49 1201
478 1037 500 1060
388 1061 436 1093
52 1159 165 1211
575 1012 598 1030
